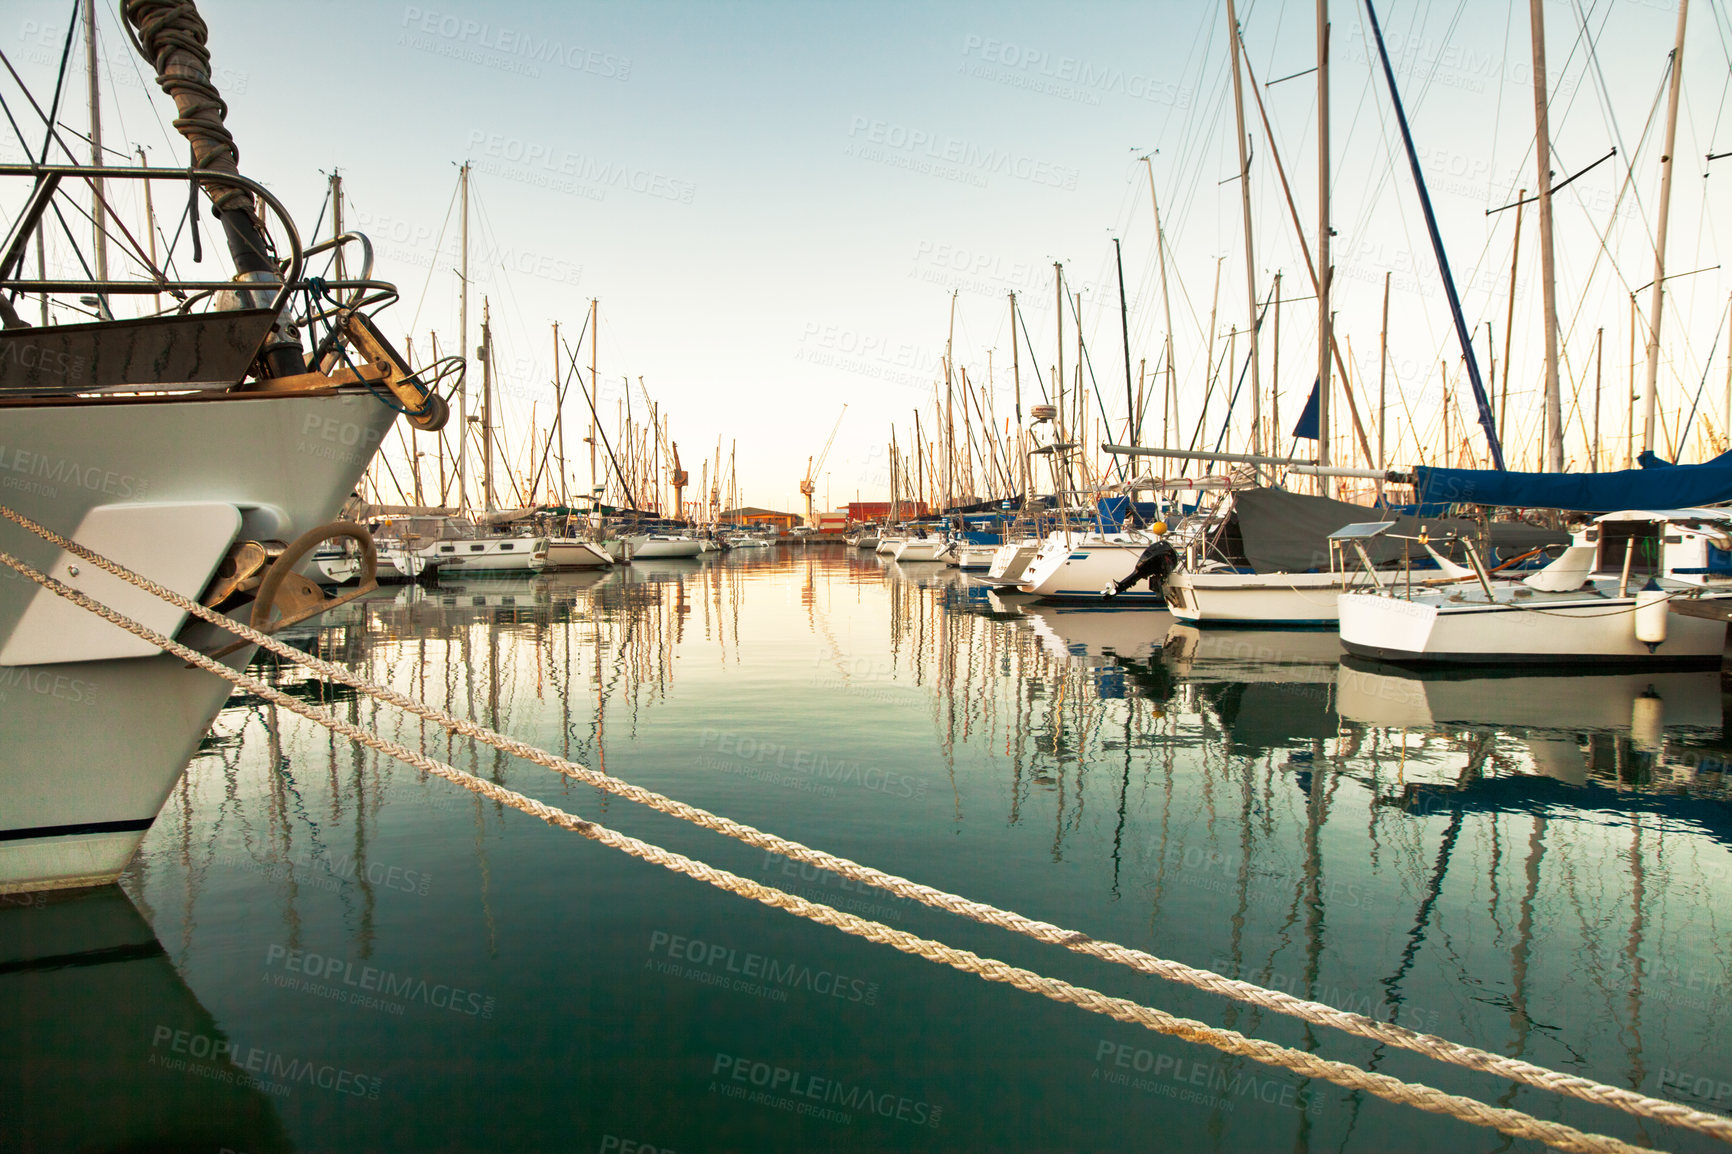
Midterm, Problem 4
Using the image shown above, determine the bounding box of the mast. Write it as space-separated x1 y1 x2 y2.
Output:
1502 189 1525 438
1379 270 1391 472
481 297 494 513
135 146 158 314
458 162 470 512
1227 0 1263 462
589 299 599 503
1141 156 1178 451
945 290 957 511
82 0 108 314
330 169 345 285
1115 238 1136 448
1363 0 1504 469
1530 0 1565 471
1317 0 1332 470
553 321 566 505
1641 0 1691 458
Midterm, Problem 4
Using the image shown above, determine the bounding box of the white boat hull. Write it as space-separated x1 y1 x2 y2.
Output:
875 537 904 556
532 538 613 570
892 539 950 562
0 390 395 892
625 534 703 559
1018 533 1163 604
1167 569 1391 626
1338 590 1730 665
422 535 538 572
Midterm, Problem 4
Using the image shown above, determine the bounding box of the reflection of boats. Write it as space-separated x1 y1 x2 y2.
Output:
1337 661 1722 735
1161 624 1343 681
1340 510 1732 667
1019 604 1174 661
1 887 292 1151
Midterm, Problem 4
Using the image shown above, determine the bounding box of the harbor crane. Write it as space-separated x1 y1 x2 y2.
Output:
801 404 847 528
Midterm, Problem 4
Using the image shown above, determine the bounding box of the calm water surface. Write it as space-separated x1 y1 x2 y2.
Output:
7 546 1732 1153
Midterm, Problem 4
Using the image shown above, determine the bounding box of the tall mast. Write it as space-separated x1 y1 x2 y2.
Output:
1530 0 1565 471
589 299 599 503
1316 0 1332 470
136 146 158 314
82 0 108 314
1115 238 1136 448
1141 156 1178 451
1227 0 1263 462
330 169 345 284
1641 0 1691 458
457 162 470 512
553 320 566 505
481 297 494 513
945 290 957 511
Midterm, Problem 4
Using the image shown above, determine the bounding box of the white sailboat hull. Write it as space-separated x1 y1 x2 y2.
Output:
892 539 950 562
624 534 703 558
1167 569 1392 626
421 535 538 572
0 390 396 893
1018 533 1163 604
532 538 613 570
1338 590 1730 665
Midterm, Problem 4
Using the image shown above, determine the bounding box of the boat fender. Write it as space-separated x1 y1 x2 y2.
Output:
1634 581 1669 648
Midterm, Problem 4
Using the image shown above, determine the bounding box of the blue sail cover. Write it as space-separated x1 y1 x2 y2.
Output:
1415 450 1732 512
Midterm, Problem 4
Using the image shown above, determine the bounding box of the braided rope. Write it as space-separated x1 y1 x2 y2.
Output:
0 546 1651 1154
2 503 1723 1145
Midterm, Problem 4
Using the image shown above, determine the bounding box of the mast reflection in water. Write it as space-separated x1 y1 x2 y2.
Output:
16 548 1728 1152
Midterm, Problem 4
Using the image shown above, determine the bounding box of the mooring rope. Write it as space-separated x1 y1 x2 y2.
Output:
0 545 1652 1154
1 502 1722 1149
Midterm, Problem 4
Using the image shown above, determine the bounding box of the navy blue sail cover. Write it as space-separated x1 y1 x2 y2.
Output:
1414 449 1732 512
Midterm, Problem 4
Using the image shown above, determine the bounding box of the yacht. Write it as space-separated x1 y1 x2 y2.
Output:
1338 510 1732 666
1017 529 1165 604
531 537 613 570
0 2 442 892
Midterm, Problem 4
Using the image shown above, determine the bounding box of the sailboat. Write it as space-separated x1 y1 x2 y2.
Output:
0 0 443 892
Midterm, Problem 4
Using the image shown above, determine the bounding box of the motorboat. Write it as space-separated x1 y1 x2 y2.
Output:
892 537 951 562
1338 510 1732 666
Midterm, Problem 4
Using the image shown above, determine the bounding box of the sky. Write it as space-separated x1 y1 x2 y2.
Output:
6 0 1731 514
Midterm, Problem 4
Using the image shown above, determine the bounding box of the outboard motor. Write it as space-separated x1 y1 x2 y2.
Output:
1103 539 1178 600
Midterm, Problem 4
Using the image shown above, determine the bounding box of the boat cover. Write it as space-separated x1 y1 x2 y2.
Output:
1413 451 1732 513
1233 487 1568 573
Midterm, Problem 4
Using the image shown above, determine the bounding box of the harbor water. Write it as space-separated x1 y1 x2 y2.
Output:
7 546 1732 1152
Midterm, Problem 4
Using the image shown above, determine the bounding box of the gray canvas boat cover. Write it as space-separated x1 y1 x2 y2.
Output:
1232 487 1569 573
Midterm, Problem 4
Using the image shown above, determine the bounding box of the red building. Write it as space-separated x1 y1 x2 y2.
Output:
846 501 929 522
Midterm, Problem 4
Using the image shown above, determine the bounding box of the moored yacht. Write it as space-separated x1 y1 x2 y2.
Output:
1338 510 1732 666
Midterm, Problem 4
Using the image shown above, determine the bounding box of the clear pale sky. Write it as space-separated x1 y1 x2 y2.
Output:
7 0 1729 510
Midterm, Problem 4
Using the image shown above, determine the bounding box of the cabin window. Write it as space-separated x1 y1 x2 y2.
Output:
471 544 485 552
501 543 514 550
439 545 455 553
1596 521 1661 576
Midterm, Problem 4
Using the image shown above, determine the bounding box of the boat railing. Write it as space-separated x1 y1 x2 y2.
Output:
0 163 307 316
